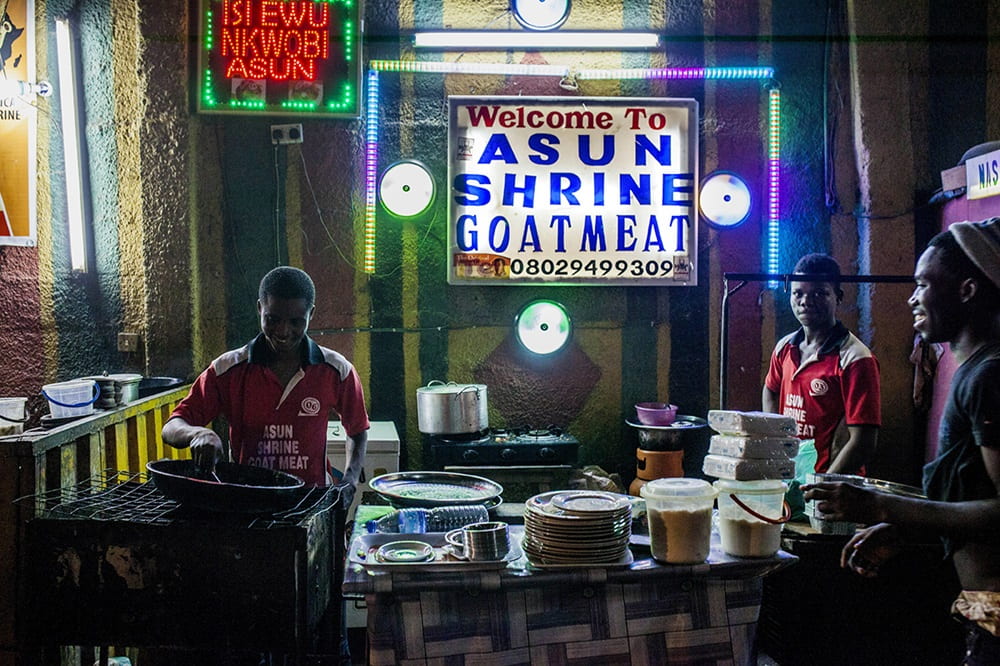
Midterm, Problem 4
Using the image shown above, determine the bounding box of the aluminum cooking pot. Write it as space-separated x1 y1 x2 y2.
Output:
416 381 488 434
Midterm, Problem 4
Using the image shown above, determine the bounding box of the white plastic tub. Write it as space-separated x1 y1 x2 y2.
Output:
42 380 99 419
0 397 27 436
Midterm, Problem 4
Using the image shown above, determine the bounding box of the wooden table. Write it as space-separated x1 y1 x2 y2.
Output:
344 508 797 665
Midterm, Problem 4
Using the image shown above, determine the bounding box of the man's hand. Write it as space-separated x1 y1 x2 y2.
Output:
840 522 903 577
802 480 881 525
189 428 224 471
336 481 356 510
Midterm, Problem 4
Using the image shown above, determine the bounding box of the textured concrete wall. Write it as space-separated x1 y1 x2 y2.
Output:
2 0 997 483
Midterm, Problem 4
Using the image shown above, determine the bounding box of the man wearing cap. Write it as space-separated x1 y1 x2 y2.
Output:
763 253 882 474
804 218 1000 664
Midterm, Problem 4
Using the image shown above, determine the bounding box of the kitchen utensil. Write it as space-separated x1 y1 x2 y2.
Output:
714 479 789 557
626 415 709 451
108 373 142 404
42 380 99 419
375 540 435 563
635 402 678 426
445 521 510 561
369 470 503 508
641 478 717 564
349 532 522 572
137 376 187 398
416 381 488 434
146 459 306 514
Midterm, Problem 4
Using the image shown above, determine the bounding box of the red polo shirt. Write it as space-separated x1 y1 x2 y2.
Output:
765 322 881 473
170 334 370 486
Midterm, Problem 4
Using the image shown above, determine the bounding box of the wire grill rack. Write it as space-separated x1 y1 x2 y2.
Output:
17 469 342 529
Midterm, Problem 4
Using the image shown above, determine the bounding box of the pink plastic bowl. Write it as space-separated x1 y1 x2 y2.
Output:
635 402 678 426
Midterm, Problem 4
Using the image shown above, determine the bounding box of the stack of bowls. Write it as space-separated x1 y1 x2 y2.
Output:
86 376 119 410
522 490 632 565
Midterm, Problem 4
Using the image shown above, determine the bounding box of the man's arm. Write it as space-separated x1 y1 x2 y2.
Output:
827 424 878 474
762 386 779 414
161 417 224 469
341 429 368 487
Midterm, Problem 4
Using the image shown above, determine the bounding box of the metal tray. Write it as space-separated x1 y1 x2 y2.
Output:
349 532 523 572
369 470 504 508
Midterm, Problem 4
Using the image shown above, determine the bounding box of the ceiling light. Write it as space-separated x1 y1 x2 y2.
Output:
511 0 571 31
413 31 660 50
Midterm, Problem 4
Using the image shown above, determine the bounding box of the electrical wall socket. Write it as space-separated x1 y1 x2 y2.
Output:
118 332 140 353
271 123 303 145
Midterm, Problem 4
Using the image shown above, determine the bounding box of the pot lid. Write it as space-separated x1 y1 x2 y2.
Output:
640 477 717 499
417 381 486 394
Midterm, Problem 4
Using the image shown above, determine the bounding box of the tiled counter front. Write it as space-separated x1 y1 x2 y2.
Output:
345 525 796 665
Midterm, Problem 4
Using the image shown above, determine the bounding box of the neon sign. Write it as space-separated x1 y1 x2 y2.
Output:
197 0 360 117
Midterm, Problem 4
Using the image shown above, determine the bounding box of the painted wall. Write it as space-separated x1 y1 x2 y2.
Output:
2 0 998 487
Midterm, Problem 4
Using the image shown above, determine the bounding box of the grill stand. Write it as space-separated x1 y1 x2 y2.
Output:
17 473 346 664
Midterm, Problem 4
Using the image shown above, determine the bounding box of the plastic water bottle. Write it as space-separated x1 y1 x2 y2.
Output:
366 505 489 533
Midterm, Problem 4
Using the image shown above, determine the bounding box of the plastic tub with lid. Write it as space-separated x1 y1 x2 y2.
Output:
640 477 718 564
714 479 789 557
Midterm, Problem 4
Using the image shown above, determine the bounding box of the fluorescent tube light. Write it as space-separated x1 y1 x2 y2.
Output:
56 18 88 273
413 31 660 50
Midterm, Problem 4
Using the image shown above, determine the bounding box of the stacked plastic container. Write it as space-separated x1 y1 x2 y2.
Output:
702 410 798 480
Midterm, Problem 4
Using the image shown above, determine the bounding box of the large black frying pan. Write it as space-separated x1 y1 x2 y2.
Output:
146 459 306 514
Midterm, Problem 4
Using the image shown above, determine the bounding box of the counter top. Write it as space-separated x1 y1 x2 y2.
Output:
344 505 797 596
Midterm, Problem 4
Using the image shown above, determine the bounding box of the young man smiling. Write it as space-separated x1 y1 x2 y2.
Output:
163 265 369 489
804 219 1000 665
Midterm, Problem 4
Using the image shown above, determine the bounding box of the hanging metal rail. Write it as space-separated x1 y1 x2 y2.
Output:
720 272 914 409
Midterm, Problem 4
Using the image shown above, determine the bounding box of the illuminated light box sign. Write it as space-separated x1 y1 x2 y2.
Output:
447 96 699 286
197 0 360 117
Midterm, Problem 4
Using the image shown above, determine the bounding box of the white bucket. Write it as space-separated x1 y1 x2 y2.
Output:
0 397 27 436
42 380 99 419
715 479 789 558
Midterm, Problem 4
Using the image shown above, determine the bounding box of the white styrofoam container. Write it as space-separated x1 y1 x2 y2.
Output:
702 453 795 481
708 434 800 460
707 409 797 437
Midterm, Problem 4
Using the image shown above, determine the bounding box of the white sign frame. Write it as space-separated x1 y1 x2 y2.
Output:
966 147 1000 200
447 96 699 286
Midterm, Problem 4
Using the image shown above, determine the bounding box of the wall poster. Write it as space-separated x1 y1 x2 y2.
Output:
448 96 699 286
0 0 36 245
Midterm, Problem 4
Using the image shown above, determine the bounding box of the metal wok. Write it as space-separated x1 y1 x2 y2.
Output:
146 459 307 514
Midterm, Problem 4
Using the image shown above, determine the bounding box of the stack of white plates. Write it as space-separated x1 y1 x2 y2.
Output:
522 490 632 565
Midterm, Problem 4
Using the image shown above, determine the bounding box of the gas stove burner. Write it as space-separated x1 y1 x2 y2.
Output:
527 426 565 438
432 430 492 444
426 425 579 467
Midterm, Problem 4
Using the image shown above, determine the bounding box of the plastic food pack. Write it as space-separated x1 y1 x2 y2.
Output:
708 434 800 460
702 453 795 481
707 410 797 437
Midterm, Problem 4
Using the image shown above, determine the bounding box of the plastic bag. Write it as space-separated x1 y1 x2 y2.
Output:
784 439 817 523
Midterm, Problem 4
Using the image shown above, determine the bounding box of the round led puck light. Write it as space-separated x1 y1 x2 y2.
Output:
515 299 572 355
511 0 571 31
379 160 436 218
699 171 752 229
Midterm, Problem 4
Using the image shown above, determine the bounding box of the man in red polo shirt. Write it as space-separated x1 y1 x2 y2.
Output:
762 253 881 474
163 266 369 489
